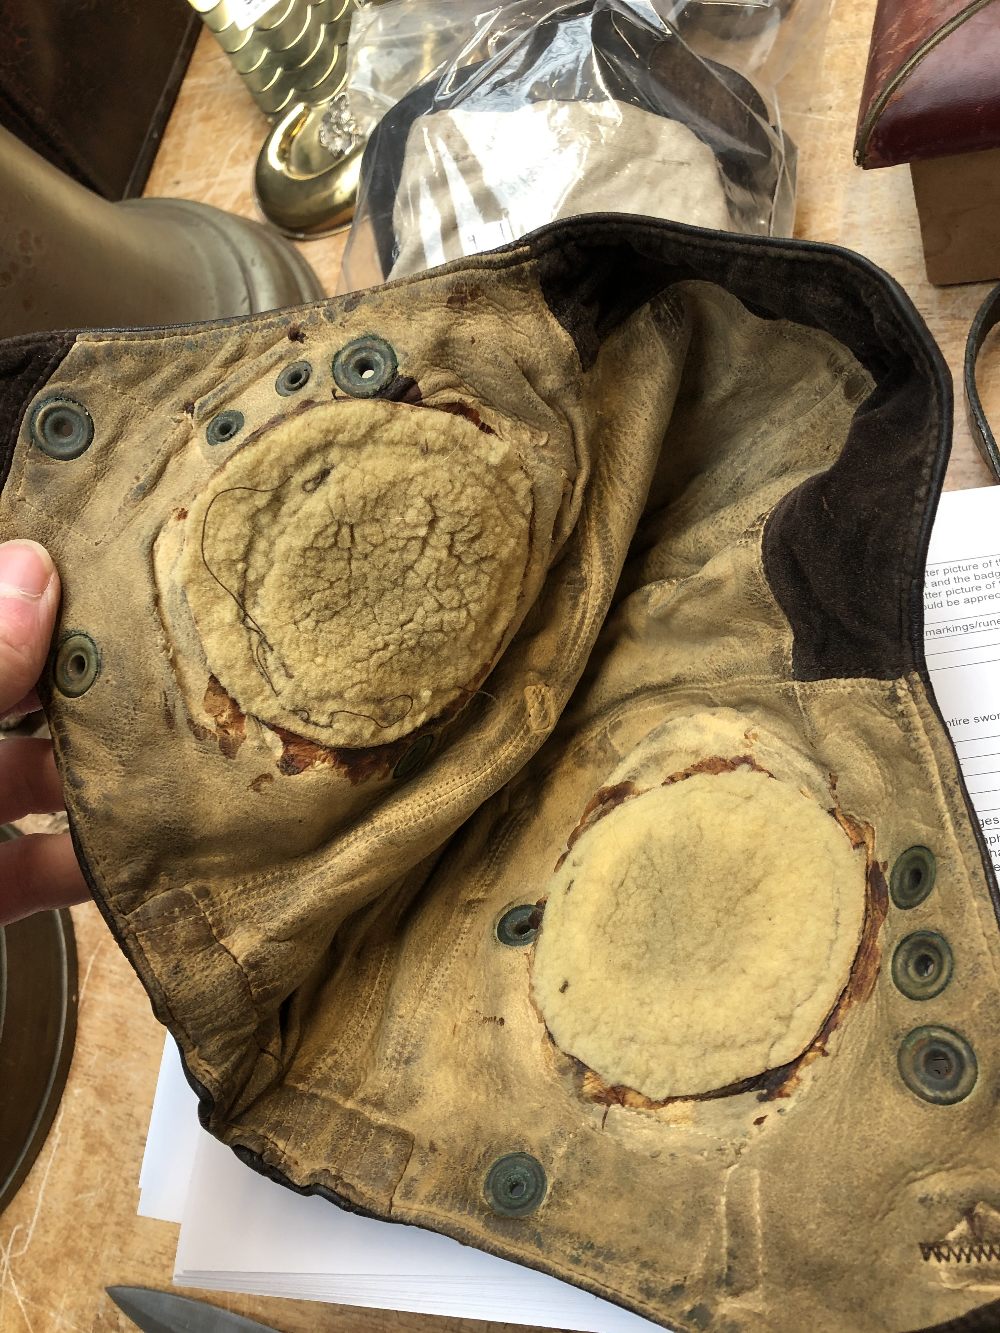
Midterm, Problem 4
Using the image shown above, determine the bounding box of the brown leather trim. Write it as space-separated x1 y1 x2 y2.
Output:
854 0 996 168
965 283 1000 481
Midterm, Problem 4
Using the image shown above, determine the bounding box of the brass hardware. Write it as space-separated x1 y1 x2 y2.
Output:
188 0 354 119
255 95 364 238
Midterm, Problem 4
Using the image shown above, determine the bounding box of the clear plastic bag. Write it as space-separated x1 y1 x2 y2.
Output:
339 0 828 290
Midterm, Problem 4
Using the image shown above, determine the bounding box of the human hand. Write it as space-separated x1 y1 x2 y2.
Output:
0 541 89 924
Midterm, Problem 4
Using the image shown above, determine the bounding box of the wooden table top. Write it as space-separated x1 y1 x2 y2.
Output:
1 2 997 1331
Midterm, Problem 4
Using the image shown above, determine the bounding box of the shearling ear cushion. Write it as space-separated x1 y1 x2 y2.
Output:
180 399 533 749
531 766 867 1099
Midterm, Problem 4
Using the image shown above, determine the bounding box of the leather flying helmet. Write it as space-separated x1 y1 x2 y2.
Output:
0 216 997 1333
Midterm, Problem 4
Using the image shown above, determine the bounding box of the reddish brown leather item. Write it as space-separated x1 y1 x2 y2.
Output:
855 0 1000 169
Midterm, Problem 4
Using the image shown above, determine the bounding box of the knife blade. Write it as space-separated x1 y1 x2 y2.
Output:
107 1286 284 1333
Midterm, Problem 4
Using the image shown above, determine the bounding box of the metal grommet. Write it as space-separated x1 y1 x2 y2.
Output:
29 396 94 460
889 845 936 909
392 733 433 781
275 361 312 396
898 1026 977 1105
892 931 953 1001
54 632 100 698
496 904 541 947
484 1153 546 1217
332 335 398 398
206 409 245 446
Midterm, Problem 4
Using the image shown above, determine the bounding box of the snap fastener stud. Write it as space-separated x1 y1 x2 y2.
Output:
206 410 245 445
275 361 312 396
29 396 94 460
889 845 936 909
898 1026 977 1104
54 632 100 698
496 904 541 947
484 1153 546 1217
892 931 953 1001
332 335 398 398
392 733 433 781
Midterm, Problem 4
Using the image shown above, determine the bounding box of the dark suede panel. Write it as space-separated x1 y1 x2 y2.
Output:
529 215 948 683
0 332 75 496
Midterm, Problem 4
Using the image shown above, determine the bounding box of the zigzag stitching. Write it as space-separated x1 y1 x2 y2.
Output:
919 1241 1000 1263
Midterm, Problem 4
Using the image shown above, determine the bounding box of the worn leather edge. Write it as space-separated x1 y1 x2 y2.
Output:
964 283 1000 480
908 1296 1000 1331
0 333 75 495
854 0 996 169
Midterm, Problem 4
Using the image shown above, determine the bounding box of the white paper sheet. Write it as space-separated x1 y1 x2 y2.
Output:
141 1039 661 1329
174 1128 661 1330
924 485 1000 876
137 1038 201 1224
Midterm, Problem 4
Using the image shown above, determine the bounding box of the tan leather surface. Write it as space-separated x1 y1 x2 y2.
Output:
855 0 1000 168
1 221 998 1333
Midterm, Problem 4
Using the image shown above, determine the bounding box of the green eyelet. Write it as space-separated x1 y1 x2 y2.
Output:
892 931 953 1001
889 846 936 909
496 904 541 947
30 396 94 460
897 1026 977 1105
484 1153 546 1217
206 410 245 445
54 632 100 698
332 336 398 398
392 734 434 782
276 361 311 396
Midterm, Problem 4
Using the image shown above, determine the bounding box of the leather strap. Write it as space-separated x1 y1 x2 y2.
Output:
965 282 1000 481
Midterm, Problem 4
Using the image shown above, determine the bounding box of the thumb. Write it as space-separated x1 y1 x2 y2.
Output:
0 541 60 716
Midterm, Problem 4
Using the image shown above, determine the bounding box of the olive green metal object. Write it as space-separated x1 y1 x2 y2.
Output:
276 360 312 394
29 397 94 461
484 1152 547 1217
496 905 541 948
0 125 322 339
206 410 247 446
0 826 77 1215
333 335 398 397
889 845 936 910
53 634 101 699
891 930 953 1001
897 1025 977 1105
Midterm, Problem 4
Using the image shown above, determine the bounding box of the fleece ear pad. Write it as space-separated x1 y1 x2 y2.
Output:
533 766 866 1099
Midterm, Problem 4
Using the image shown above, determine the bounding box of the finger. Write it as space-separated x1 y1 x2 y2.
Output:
0 739 65 822
0 831 89 925
0 542 60 716
1 688 41 723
